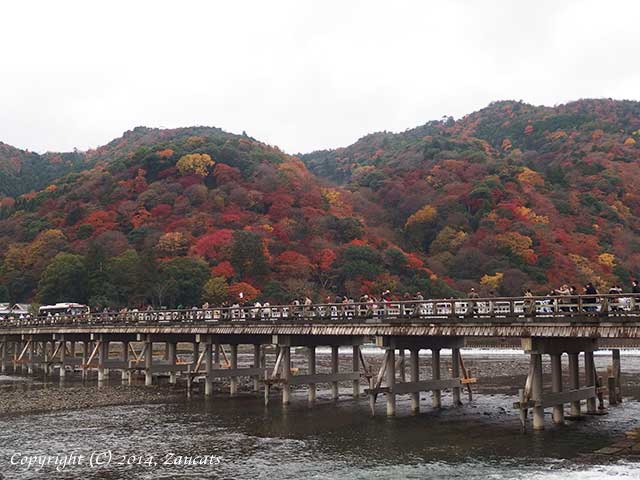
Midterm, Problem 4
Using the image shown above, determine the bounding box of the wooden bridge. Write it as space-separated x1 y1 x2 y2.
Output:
1 293 637 431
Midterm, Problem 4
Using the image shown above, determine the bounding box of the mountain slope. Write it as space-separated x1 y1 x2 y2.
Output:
0 142 89 197
302 99 640 295
0 126 449 306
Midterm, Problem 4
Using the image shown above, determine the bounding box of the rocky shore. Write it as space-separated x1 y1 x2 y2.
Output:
0 383 184 417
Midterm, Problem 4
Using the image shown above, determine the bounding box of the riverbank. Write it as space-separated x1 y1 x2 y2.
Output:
0 382 184 417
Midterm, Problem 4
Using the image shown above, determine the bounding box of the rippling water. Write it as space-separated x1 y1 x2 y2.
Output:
1 351 640 479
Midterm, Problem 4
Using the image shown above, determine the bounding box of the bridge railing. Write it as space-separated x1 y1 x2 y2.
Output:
1 294 639 328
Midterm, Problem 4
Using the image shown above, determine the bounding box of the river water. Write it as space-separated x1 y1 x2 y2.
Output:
1 349 640 479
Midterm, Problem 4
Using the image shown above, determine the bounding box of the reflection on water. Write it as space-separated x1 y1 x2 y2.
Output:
1 351 640 479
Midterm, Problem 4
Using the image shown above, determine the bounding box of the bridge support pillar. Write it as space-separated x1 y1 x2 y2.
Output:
59 338 66 379
585 351 597 414
386 348 396 416
398 349 406 383
69 342 76 377
20 341 27 374
308 346 316 404
0 340 6 374
432 348 441 409
14 341 20 374
230 344 238 396
282 346 291 405
253 344 261 392
27 339 35 375
550 353 564 425
612 349 622 403
410 348 419 413
98 340 108 383
531 353 544 431
121 341 130 383
144 339 152 386
331 346 339 400
214 343 220 366
82 341 89 381
204 339 213 396
168 342 177 385
568 352 581 416
352 345 360 398
452 348 462 406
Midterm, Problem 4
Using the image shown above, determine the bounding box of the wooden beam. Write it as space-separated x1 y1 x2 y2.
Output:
289 372 361 385
206 367 268 379
84 340 101 367
392 378 462 394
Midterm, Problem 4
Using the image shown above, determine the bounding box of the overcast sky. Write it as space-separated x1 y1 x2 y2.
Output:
1 0 639 155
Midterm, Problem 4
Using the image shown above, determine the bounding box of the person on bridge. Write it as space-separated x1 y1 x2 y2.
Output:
583 283 599 312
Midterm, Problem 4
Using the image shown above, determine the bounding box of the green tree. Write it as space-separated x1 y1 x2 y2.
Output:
158 257 209 307
230 231 268 278
37 253 88 304
201 277 228 305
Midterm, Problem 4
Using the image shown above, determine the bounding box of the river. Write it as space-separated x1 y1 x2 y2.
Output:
1 349 639 479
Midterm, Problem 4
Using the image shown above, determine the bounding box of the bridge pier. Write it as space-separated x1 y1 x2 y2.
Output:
352 345 360 398
98 340 108 383
584 351 597 414
368 336 468 416
452 347 462 406
282 345 291 405
568 352 581 417
229 344 238 396
386 347 396 416
204 338 213 396
518 338 600 431
550 353 564 425
122 341 130 383
27 338 35 375
331 346 339 400
307 346 316 404
168 342 177 385
82 341 89 380
253 344 261 392
409 348 419 413
432 348 441 409
59 338 67 379
0 339 6 374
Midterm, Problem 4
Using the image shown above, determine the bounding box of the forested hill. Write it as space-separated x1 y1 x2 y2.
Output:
301 99 640 295
0 126 451 307
0 142 89 197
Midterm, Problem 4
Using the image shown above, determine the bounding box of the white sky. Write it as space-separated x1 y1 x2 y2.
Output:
1 0 639 155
